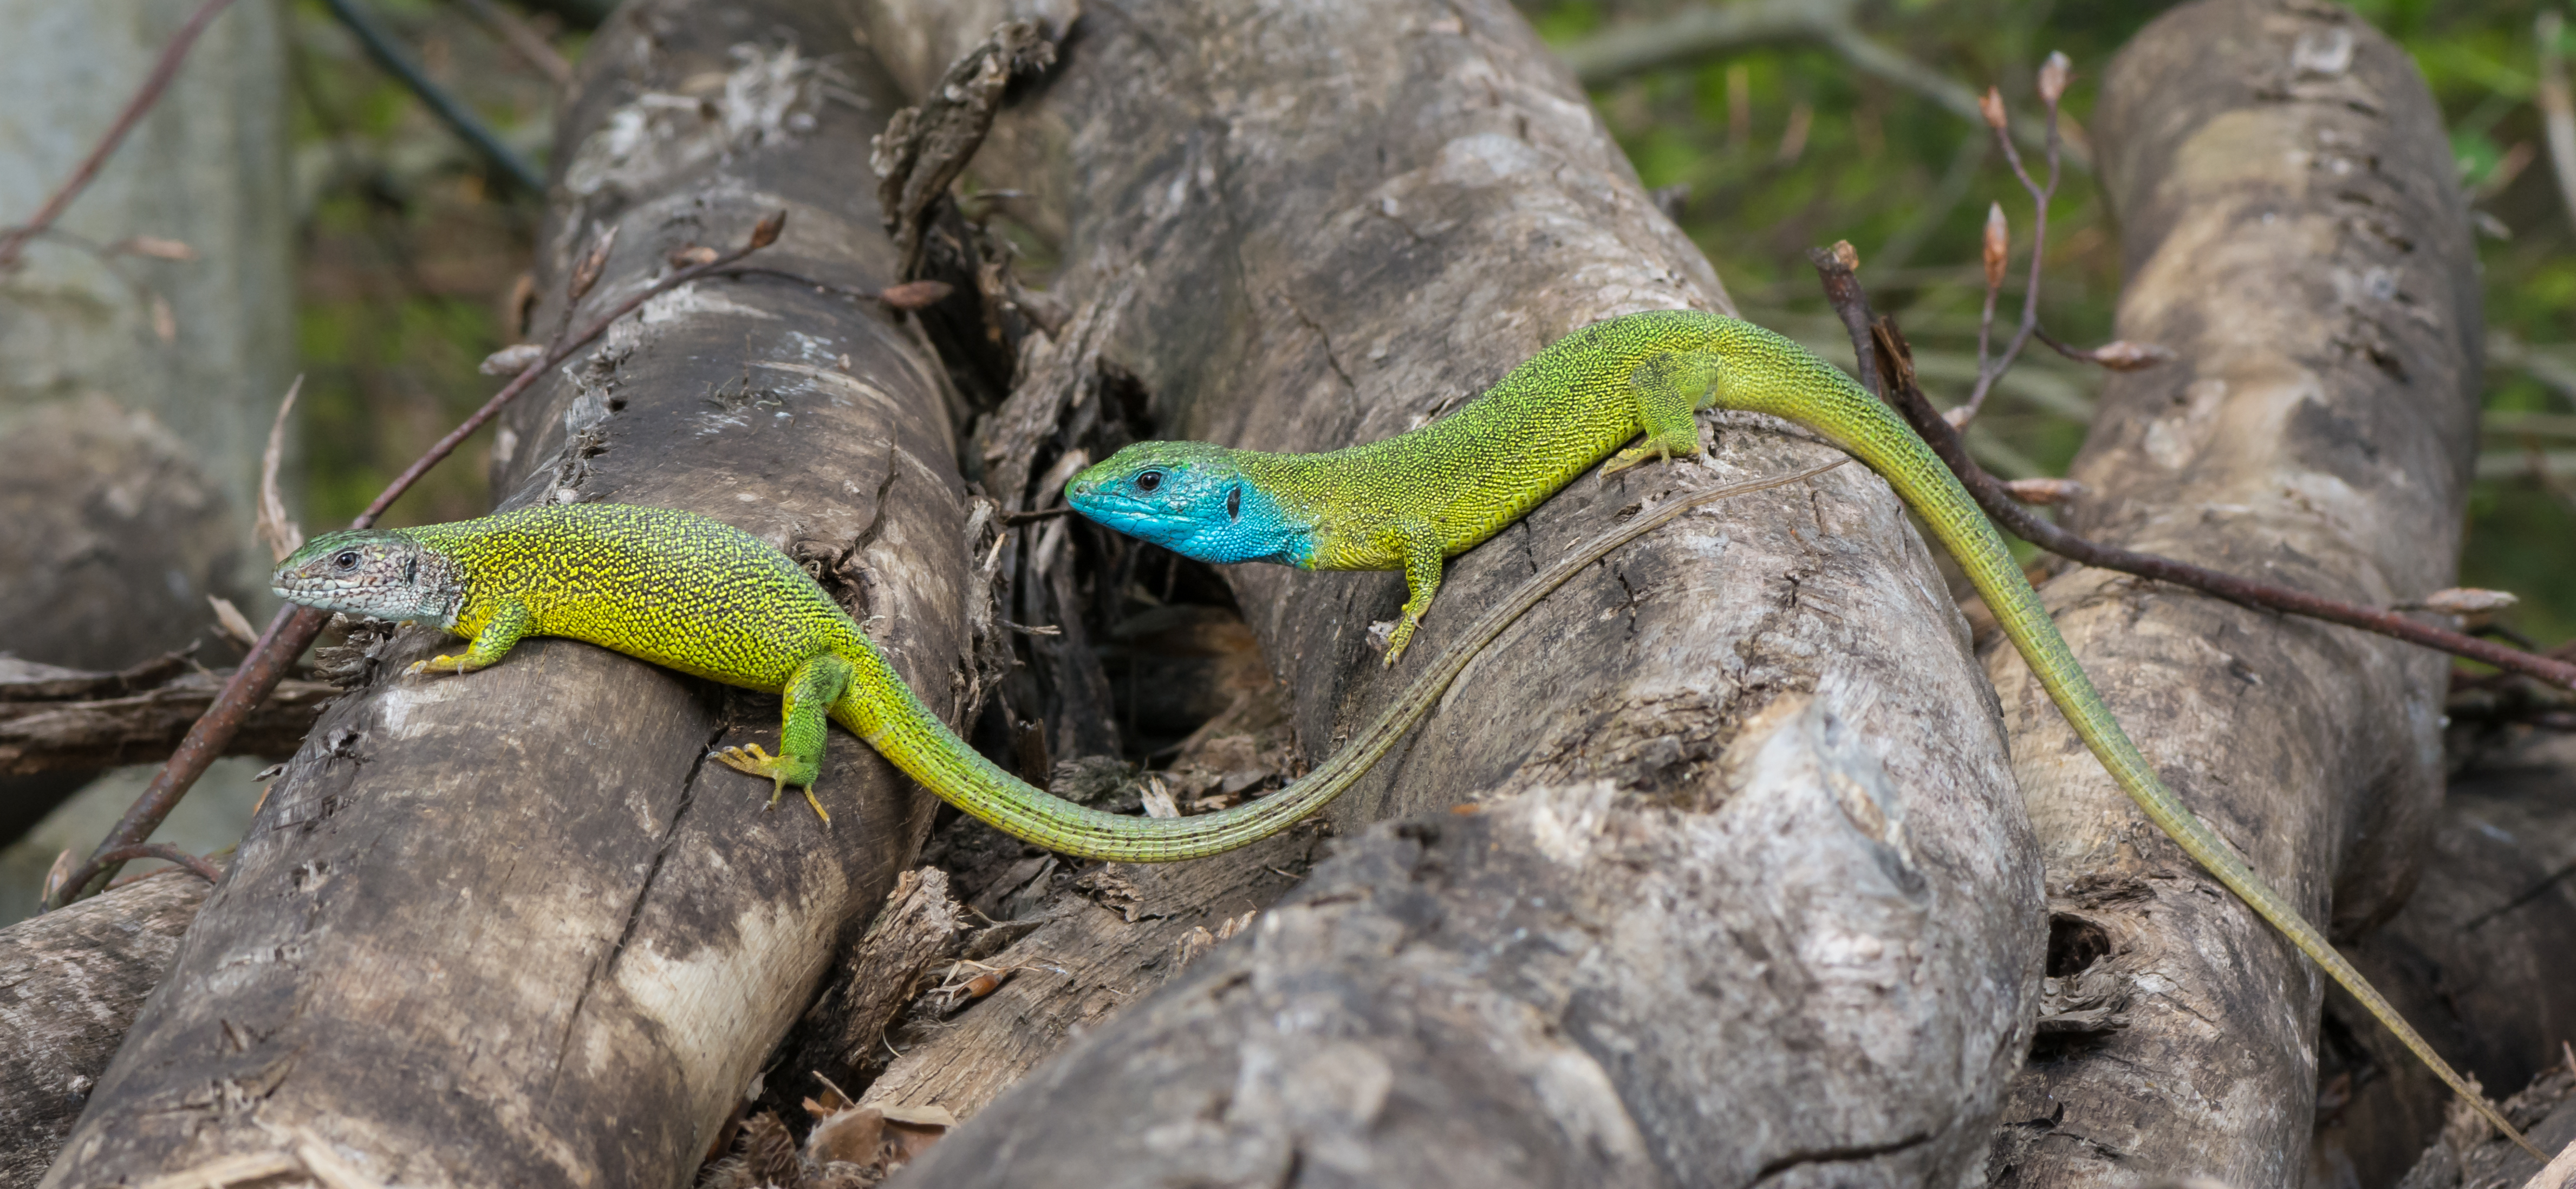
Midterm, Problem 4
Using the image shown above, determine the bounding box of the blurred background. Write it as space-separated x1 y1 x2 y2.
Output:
0 0 2568 922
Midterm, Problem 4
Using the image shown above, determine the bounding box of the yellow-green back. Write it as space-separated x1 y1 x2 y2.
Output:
404 504 864 691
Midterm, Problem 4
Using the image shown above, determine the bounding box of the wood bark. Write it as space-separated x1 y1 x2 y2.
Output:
0 874 207 1189
38 2 972 1184
858 3 2045 1185
1980 2 2481 1184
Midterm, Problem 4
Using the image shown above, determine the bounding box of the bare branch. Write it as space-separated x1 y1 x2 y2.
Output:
1807 248 2576 690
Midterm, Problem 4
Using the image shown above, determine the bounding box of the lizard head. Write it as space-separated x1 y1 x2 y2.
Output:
272 529 463 625
1065 441 1312 567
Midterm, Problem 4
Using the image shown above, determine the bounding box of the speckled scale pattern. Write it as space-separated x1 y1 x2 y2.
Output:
367 503 1393 862
406 504 865 692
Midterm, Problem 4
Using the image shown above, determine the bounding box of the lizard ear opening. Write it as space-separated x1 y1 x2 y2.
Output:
403 554 417 585
1226 484 1243 523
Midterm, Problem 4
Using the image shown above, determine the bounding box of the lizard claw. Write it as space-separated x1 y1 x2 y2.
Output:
711 744 831 824
406 654 478 677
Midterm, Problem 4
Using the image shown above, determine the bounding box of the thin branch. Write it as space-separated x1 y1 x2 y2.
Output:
1806 248 2576 691
89 844 225 886
1558 0 2090 171
1956 62 2066 427
51 211 790 909
451 0 574 87
2538 11 2576 239
318 0 547 192
0 0 243 272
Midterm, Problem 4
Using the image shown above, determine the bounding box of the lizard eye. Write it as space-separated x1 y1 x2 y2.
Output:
1134 470 1163 492
333 550 361 570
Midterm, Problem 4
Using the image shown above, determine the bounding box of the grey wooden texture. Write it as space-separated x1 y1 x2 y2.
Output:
0 874 208 1189
862 2 2045 1185
0 0 292 668
37 2 970 1185
1980 2 2483 1184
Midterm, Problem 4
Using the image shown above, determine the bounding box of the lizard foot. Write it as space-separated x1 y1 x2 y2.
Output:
405 654 485 677
1601 440 1700 479
710 744 832 826
1379 615 1421 667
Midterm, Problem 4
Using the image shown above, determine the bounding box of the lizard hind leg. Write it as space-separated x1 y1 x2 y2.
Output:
711 652 855 824
1603 352 1723 478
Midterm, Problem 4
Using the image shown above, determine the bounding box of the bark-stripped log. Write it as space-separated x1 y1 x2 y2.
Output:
40 2 971 1184
861 2 2044 1184
0 874 207 1189
1981 2 2481 1184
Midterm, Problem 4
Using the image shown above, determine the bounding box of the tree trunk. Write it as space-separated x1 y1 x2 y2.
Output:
860 2 2045 1185
1981 2 2480 1184
38 2 973 1184
0 0 293 670
0 874 208 1189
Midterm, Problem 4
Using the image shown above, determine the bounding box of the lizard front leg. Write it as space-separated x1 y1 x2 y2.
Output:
713 652 854 824
1603 351 1722 477
407 600 532 676
1380 531 1446 666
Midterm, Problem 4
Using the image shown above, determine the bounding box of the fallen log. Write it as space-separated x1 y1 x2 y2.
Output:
0 873 207 1189
1979 1 2484 1182
37 1 974 1183
860 1 2045 1183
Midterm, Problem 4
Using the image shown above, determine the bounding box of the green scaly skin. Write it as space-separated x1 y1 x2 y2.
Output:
273 503 1466 862
1066 308 2532 1153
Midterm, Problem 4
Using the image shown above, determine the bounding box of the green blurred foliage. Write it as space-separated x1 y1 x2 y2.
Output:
287 0 2574 653
1532 0 2576 649
285 0 571 530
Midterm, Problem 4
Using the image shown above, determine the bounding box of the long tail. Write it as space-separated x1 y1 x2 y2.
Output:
1718 320 2538 1156
827 465 1833 863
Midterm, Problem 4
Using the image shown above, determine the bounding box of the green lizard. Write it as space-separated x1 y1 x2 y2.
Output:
1062 307 2536 1154
267 467 1812 861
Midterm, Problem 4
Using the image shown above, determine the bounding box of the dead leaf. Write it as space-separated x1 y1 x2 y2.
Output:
478 343 545 376
208 595 258 648
258 377 304 562
117 235 197 261
877 280 953 309
2002 477 2086 506
2085 340 2175 371
2417 587 2520 615
568 224 619 302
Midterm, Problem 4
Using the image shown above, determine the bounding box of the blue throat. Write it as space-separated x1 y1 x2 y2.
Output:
1068 478 1314 569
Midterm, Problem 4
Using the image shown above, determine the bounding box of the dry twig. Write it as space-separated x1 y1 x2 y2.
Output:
0 0 244 272
1805 244 2576 691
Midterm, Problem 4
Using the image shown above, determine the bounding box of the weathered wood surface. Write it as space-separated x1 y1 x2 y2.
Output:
38 1 973 1184
2318 727 2576 1185
861 1 2045 1184
1980 2 2482 1184
0 874 207 1189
